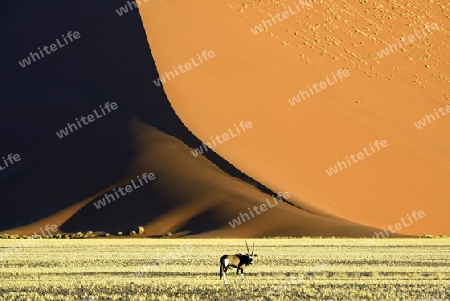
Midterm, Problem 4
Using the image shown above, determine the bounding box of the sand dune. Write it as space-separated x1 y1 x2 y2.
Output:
2 0 448 237
140 0 450 235
6 120 385 238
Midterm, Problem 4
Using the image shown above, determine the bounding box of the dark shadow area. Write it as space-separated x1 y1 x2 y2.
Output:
0 0 294 232
176 207 223 236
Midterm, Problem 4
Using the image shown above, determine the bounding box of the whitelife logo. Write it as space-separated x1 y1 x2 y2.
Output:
0 153 21 172
55 102 118 139
414 104 450 129
134 244 193 278
115 0 147 16
370 210 426 240
93 172 156 209
288 68 350 106
325 140 388 176
190 121 253 158
376 22 439 59
267 262 327 298
153 50 215 87
0 224 59 262
18 31 81 68
228 192 290 228
250 0 312 35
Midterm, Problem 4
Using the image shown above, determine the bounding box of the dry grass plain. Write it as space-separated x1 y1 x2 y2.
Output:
0 238 449 300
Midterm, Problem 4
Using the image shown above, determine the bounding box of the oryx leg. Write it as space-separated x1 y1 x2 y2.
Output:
223 271 228 284
220 260 229 284
235 268 240 283
241 269 245 282
223 266 228 284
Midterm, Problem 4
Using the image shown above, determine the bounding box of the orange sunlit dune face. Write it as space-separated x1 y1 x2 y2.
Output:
140 0 450 236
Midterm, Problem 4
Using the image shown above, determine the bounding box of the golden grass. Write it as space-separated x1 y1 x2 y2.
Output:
0 238 449 300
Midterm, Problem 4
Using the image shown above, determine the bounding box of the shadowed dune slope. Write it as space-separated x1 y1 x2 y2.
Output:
140 0 450 235
1 0 385 238
2 0 446 237
9 120 390 238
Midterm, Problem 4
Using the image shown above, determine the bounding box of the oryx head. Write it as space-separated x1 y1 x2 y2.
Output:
245 241 257 264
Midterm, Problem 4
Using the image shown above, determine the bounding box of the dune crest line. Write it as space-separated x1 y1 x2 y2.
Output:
153 50 215 87
93 172 156 209
190 121 253 158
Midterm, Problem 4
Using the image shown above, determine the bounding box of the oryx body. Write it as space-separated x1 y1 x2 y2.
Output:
219 242 257 284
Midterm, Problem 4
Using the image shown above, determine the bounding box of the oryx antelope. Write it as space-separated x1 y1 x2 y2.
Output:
219 241 257 284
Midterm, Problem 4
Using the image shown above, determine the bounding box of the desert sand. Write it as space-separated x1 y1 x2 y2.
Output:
3 0 449 238
139 0 450 236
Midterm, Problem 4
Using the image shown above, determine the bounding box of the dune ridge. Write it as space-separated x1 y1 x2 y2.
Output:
6 119 388 238
2 0 448 237
139 0 450 235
